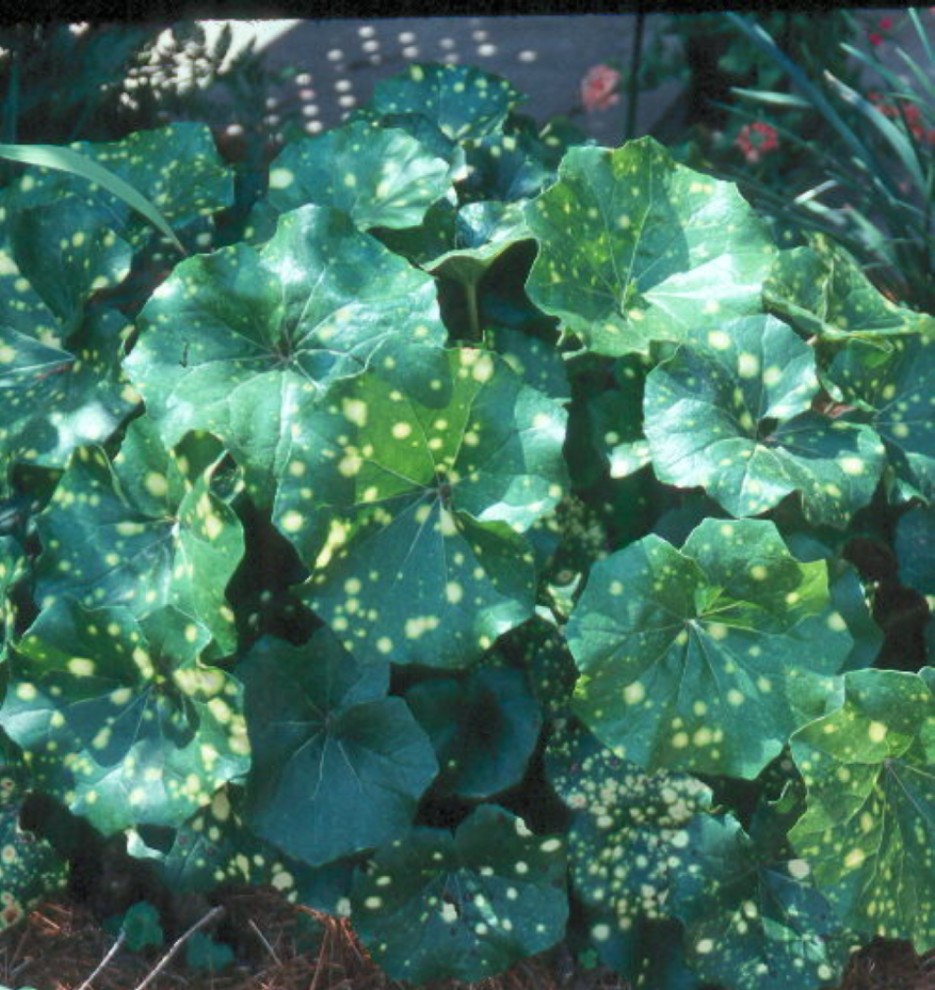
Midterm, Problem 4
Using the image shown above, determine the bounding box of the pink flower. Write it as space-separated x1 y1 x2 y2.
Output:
734 121 779 163
580 64 621 112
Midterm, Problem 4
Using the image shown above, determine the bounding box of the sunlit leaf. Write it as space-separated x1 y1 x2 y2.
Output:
568 518 852 778
524 138 775 356
0 602 249 834
278 347 568 668
789 667 935 947
124 203 446 503
266 119 456 230
34 417 243 655
643 315 887 526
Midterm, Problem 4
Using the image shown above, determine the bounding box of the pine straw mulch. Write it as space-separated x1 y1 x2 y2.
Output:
0 886 932 990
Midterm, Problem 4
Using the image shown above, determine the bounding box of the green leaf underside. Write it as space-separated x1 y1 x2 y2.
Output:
426 201 531 286
643 315 886 527
267 119 455 230
0 763 68 930
546 721 712 931
123 203 446 501
765 238 935 341
351 804 567 983
0 601 249 834
0 123 232 251
789 668 935 947
0 307 136 482
524 137 775 357
35 418 244 655
406 664 542 799
671 815 847 990
239 630 438 866
568 518 853 778
826 334 935 503
369 63 524 143
279 347 568 668
1 537 26 664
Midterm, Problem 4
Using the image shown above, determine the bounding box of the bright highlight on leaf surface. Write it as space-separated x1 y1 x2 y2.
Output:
524 137 775 356
350 804 568 983
124 203 446 502
277 346 568 668
568 518 852 778
0 601 249 835
238 629 438 866
789 668 935 948
643 314 887 526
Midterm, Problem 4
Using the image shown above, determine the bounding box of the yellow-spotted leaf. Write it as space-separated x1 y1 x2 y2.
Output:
278 347 568 668
523 138 775 356
671 815 848 990
764 236 935 341
123 203 446 503
568 519 853 778
350 804 567 983
0 308 137 488
644 315 887 527
0 760 68 931
238 629 438 866
34 417 244 655
788 668 935 947
0 602 249 835
0 123 232 253
3 195 132 339
825 334 935 504
368 63 524 143
266 119 456 231
545 719 713 934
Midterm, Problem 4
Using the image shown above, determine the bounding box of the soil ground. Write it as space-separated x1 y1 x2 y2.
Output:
1 886 932 990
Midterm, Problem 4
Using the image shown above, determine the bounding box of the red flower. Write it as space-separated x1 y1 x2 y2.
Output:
580 64 621 112
734 121 779 163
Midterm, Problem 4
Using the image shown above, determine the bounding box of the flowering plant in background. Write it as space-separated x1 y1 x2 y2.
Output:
580 63 621 112
867 15 894 47
733 119 779 162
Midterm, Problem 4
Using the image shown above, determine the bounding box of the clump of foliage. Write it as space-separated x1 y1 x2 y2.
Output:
0 60 932 990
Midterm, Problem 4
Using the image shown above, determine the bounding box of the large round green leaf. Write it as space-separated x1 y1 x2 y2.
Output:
238 629 438 866
350 804 567 983
0 602 249 835
406 664 542 800
267 119 456 231
34 418 244 655
123 203 446 501
0 761 68 931
643 315 886 526
368 63 524 142
568 518 853 778
825 334 935 504
0 306 137 487
523 138 775 356
277 347 568 668
671 815 848 990
788 668 934 947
